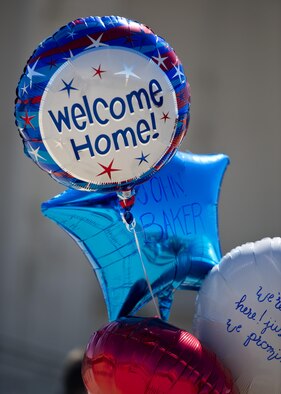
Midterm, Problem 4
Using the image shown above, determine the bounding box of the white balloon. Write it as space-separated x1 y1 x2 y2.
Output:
193 238 281 394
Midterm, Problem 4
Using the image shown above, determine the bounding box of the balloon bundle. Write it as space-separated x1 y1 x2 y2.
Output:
15 15 280 394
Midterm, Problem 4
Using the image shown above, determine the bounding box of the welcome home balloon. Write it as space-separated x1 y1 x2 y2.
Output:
15 16 190 192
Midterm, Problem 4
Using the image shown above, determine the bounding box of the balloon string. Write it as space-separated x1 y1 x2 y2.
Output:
126 218 160 318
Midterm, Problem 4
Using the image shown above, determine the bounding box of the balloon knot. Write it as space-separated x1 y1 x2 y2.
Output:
119 195 135 210
118 189 136 231
124 211 134 225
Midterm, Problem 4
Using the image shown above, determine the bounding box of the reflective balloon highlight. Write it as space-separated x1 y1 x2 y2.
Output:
82 316 236 394
42 152 229 321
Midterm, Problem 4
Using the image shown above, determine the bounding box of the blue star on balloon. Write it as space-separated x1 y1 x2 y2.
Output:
60 78 78 97
42 152 229 321
135 152 150 165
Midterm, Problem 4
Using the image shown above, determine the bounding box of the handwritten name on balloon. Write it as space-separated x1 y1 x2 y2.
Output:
47 79 163 161
226 285 281 363
136 170 204 242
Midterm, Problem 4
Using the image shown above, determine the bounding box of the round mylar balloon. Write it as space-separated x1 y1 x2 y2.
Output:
194 238 281 394
82 316 236 394
15 16 190 192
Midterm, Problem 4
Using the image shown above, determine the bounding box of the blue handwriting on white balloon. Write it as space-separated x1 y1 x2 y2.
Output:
226 319 242 333
243 332 281 362
256 286 281 311
235 294 257 320
225 285 281 364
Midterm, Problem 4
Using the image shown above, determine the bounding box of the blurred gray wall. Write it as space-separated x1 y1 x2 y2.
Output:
1 0 280 392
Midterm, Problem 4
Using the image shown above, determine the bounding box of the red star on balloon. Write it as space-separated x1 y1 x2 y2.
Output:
97 159 121 179
92 64 106 79
161 112 170 122
48 58 57 69
124 33 136 46
20 110 35 129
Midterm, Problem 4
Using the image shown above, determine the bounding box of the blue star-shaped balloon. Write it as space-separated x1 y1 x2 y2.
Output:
42 152 229 321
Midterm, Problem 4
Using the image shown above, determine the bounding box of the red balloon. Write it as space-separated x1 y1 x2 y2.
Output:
82 317 237 394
